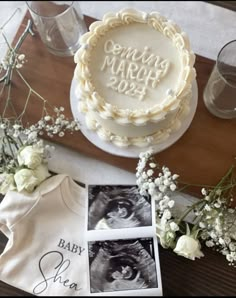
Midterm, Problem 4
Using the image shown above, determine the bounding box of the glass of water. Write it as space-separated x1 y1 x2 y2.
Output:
26 1 87 57
203 40 236 119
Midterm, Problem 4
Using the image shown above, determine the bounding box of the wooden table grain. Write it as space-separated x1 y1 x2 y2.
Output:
0 11 236 297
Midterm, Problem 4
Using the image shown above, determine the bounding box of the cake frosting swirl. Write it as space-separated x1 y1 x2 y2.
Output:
74 8 196 147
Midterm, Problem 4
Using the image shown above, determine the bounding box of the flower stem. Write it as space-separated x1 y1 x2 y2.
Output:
176 199 205 225
3 132 18 167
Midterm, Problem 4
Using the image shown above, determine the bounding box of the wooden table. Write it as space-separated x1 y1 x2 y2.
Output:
2 14 236 192
0 11 236 297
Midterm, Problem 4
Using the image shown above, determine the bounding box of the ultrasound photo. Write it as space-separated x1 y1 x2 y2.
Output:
88 238 158 293
88 185 152 230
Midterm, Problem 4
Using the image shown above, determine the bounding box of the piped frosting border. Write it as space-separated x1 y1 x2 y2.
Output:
74 8 196 126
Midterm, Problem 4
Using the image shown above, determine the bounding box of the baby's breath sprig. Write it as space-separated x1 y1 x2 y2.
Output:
136 148 236 266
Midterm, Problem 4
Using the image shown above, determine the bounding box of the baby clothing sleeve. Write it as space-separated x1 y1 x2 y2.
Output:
0 190 39 238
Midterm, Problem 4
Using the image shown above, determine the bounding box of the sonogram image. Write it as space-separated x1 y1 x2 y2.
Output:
88 185 152 230
88 238 158 293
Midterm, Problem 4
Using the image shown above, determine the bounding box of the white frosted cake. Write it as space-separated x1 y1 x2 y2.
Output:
74 9 196 147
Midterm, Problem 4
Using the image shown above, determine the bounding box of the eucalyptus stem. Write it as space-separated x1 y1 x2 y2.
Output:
2 69 13 118
3 132 18 167
215 166 234 189
178 182 215 190
17 136 23 146
1 144 8 169
228 216 236 232
6 135 19 150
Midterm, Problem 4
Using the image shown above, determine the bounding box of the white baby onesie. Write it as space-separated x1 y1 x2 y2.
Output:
0 174 89 296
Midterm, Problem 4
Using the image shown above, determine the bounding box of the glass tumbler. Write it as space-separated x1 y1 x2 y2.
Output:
26 1 87 57
203 40 236 119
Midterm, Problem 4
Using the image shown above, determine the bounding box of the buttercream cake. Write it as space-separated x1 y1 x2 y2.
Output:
74 8 196 147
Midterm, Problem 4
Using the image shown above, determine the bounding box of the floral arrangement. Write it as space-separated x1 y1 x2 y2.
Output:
0 12 79 195
136 149 236 267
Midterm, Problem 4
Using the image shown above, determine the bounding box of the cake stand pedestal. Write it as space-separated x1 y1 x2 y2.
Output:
70 79 198 158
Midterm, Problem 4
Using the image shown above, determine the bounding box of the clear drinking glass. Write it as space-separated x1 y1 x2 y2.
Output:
26 1 87 57
203 40 236 119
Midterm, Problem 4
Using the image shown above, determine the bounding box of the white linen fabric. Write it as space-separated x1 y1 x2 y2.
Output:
79 1 236 61
0 175 88 296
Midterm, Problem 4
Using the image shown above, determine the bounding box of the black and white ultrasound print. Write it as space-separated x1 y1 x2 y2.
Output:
88 238 158 293
88 185 152 230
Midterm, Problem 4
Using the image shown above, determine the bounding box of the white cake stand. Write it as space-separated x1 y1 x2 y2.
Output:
70 78 198 158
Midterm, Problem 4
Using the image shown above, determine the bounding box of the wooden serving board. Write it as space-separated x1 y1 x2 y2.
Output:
3 12 236 192
1 11 236 298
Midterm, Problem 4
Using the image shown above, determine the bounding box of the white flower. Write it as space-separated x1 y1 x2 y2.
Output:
44 115 51 121
147 169 154 177
14 169 39 192
204 204 212 211
162 209 172 220
219 238 225 245
174 235 204 260
224 236 231 245
18 54 25 61
16 63 23 69
159 199 168 211
226 253 234 263
214 202 221 208
170 183 177 191
199 222 206 228
136 149 236 266
27 131 38 142
229 243 236 251
149 163 156 168
156 219 176 249
168 200 175 208
34 164 51 184
148 182 155 189
0 123 6 129
13 124 21 130
17 145 44 169
142 172 148 179
164 179 171 186
154 177 161 186
159 230 176 249
210 231 217 239
159 185 167 193
170 221 179 232
0 173 16 194
205 240 214 247
164 171 171 178
172 174 179 180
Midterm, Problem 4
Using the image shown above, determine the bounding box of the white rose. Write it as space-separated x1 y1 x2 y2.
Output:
156 218 176 249
0 173 16 194
17 146 44 169
174 235 204 260
14 168 40 193
34 164 51 184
